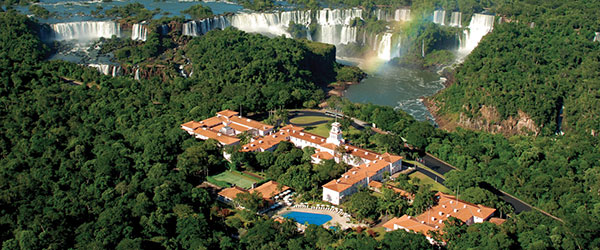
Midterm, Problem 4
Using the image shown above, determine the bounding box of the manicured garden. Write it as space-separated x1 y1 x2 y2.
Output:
289 115 333 125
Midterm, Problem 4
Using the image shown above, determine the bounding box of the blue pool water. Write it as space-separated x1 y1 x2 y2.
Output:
282 211 332 226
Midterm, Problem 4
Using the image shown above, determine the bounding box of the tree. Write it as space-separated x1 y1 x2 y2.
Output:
380 229 431 250
234 192 266 213
404 122 435 150
176 140 224 181
346 191 378 220
182 4 213 19
460 187 498 208
378 187 409 217
410 185 436 215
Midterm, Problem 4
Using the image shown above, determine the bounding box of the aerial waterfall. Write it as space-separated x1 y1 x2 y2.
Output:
88 64 110 75
433 10 446 25
131 23 147 41
317 25 358 45
230 12 291 37
394 9 411 22
315 8 362 25
227 9 362 45
88 64 121 76
459 13 495 54
449 12 461 27
594 32 600 42
373 33 399 61
183 16 230 36
49 21 120 41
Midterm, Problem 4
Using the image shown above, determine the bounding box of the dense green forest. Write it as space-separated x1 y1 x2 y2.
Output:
432 0 600 136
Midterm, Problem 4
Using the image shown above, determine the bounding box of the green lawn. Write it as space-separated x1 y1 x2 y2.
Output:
289 115 332 124
409 172 452 194
370 226 387 241
305 123 362 138
405 160 445 179
211 171 258 189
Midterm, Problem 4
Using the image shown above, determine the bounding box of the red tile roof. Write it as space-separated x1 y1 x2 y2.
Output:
382 215 438 236
217 109 239 118
249 181 290 200
193 127 240 145
323 160 391 192
312 150 334 160
489 217 506 225
230 115 274 132
218 186 248 200
383 192 497 236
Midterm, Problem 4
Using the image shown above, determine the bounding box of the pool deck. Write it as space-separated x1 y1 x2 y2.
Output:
275 206 367 230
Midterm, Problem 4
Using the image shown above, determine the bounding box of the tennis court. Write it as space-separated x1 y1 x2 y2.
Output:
211 171 260 189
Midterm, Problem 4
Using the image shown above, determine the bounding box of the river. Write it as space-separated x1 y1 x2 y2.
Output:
337 59 445 122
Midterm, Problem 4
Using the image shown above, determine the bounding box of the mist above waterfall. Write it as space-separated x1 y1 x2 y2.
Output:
49 21 121 41
459 14 495 55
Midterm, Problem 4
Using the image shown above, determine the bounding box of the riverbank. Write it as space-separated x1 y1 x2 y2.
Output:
423 95 457 132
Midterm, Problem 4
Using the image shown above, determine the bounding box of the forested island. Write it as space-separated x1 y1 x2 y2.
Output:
1 0 600 249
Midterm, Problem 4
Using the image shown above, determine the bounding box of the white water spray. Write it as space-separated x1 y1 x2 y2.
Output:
459 14 495 54
131 23 147 41
50 21 120 41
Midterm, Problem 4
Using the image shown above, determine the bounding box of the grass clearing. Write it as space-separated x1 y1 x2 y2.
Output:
305 123 362 138
370 226 387 241
211 171 258 189
409 172 452 194
289 116 332 124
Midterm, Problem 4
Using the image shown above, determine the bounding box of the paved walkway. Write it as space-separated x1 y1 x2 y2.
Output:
275 206 366 230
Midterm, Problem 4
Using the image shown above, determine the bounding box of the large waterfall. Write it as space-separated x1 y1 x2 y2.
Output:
131 23 147 41
449 12 461 27
226 9 363 45
373 9 394 22
373 33 400 61
49 21 121 41
88 64 121 77
315 8 362 25
394 9 411 22
459 13 495 54
373 8 410 22
433 10 446 25
317 25 358 45
230 12 291 37
183 16 230 36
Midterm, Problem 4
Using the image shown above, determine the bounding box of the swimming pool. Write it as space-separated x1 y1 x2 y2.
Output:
282 211 332 226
